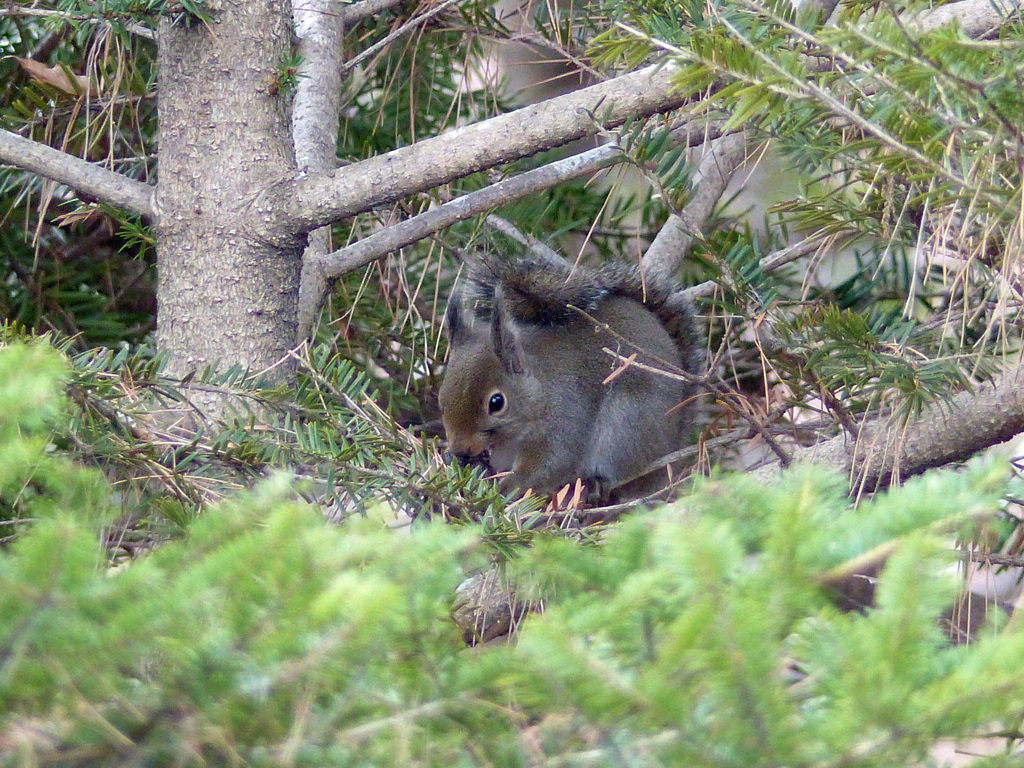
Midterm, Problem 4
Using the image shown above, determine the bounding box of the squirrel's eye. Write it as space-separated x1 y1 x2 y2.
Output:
487 391 506 415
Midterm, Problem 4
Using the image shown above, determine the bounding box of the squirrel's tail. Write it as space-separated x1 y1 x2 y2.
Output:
458 256 703 378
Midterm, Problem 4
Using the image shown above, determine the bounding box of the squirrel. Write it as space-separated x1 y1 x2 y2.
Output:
438 256 701 504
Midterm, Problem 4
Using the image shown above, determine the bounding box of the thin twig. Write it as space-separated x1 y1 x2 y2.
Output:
962 551 1024 568
682 228 858 301
332 0 407 26
341 0 465 75
485 215 566 266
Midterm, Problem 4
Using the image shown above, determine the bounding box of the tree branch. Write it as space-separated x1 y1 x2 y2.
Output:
292 0 346 340
312 119 726 279
911 0 1022 37
259 0 1018 243
260 62 687 237
315 144 624 278
752 366 1024 487
642 130 749 282
292 3 344 177
335 0 407 26
0 129 154 219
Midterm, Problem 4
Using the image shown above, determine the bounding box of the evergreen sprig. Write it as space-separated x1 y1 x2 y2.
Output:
3 345 1021 766
0 327 526 555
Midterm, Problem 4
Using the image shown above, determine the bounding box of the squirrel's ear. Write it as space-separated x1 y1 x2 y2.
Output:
445 281 472 348
491 285 525 376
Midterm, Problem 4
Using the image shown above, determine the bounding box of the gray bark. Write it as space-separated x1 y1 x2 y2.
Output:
0 129 153 217
751 366 1024 488
155 0 303 378
257 63 688 237
641 131 749 284
292 0 346 340
909 0 1021 36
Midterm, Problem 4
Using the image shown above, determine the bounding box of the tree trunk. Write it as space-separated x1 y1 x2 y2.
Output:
155 0 302 379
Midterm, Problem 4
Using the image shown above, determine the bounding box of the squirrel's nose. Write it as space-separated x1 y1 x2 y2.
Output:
446 450 492 473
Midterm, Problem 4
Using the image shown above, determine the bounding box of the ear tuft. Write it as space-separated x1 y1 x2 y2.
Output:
490 284 525 376
444 280 471 347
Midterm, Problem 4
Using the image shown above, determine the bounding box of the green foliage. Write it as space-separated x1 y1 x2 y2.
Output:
587 0 1024 445
271 50 305 99
0 326 524 552
774 304 996 422
0 478 497 766
0 4 158 348
613 116 694 213
502 466 1020 766
0 339 112 539
50 0 213 28
3 346 1024 766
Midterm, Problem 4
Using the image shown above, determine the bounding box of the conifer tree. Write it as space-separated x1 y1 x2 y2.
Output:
3 1 1024 759
1 0 1022 483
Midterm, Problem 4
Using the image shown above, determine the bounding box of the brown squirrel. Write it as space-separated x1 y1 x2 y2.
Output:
438 257 701 504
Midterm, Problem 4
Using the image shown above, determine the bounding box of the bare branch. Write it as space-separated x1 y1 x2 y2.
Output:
0 129 154 218
292 3 345 176
910 0 1022 37
314 143 624 278
642 130 749 282
334 0 407 26
311 118 726 278
292 0 346 340
260 62 688 237
752 366 1024 487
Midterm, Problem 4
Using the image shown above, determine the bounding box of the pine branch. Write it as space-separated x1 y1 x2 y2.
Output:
753 366 1024 487
262 62 688 236
315 144 624 278
278 0 1019 263
682 228 858 300
336 0 407 26
0 129 155 218
312 119 726 279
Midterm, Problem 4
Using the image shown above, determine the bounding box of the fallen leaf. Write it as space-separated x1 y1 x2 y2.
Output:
544 478 588 513
9 57 97 97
